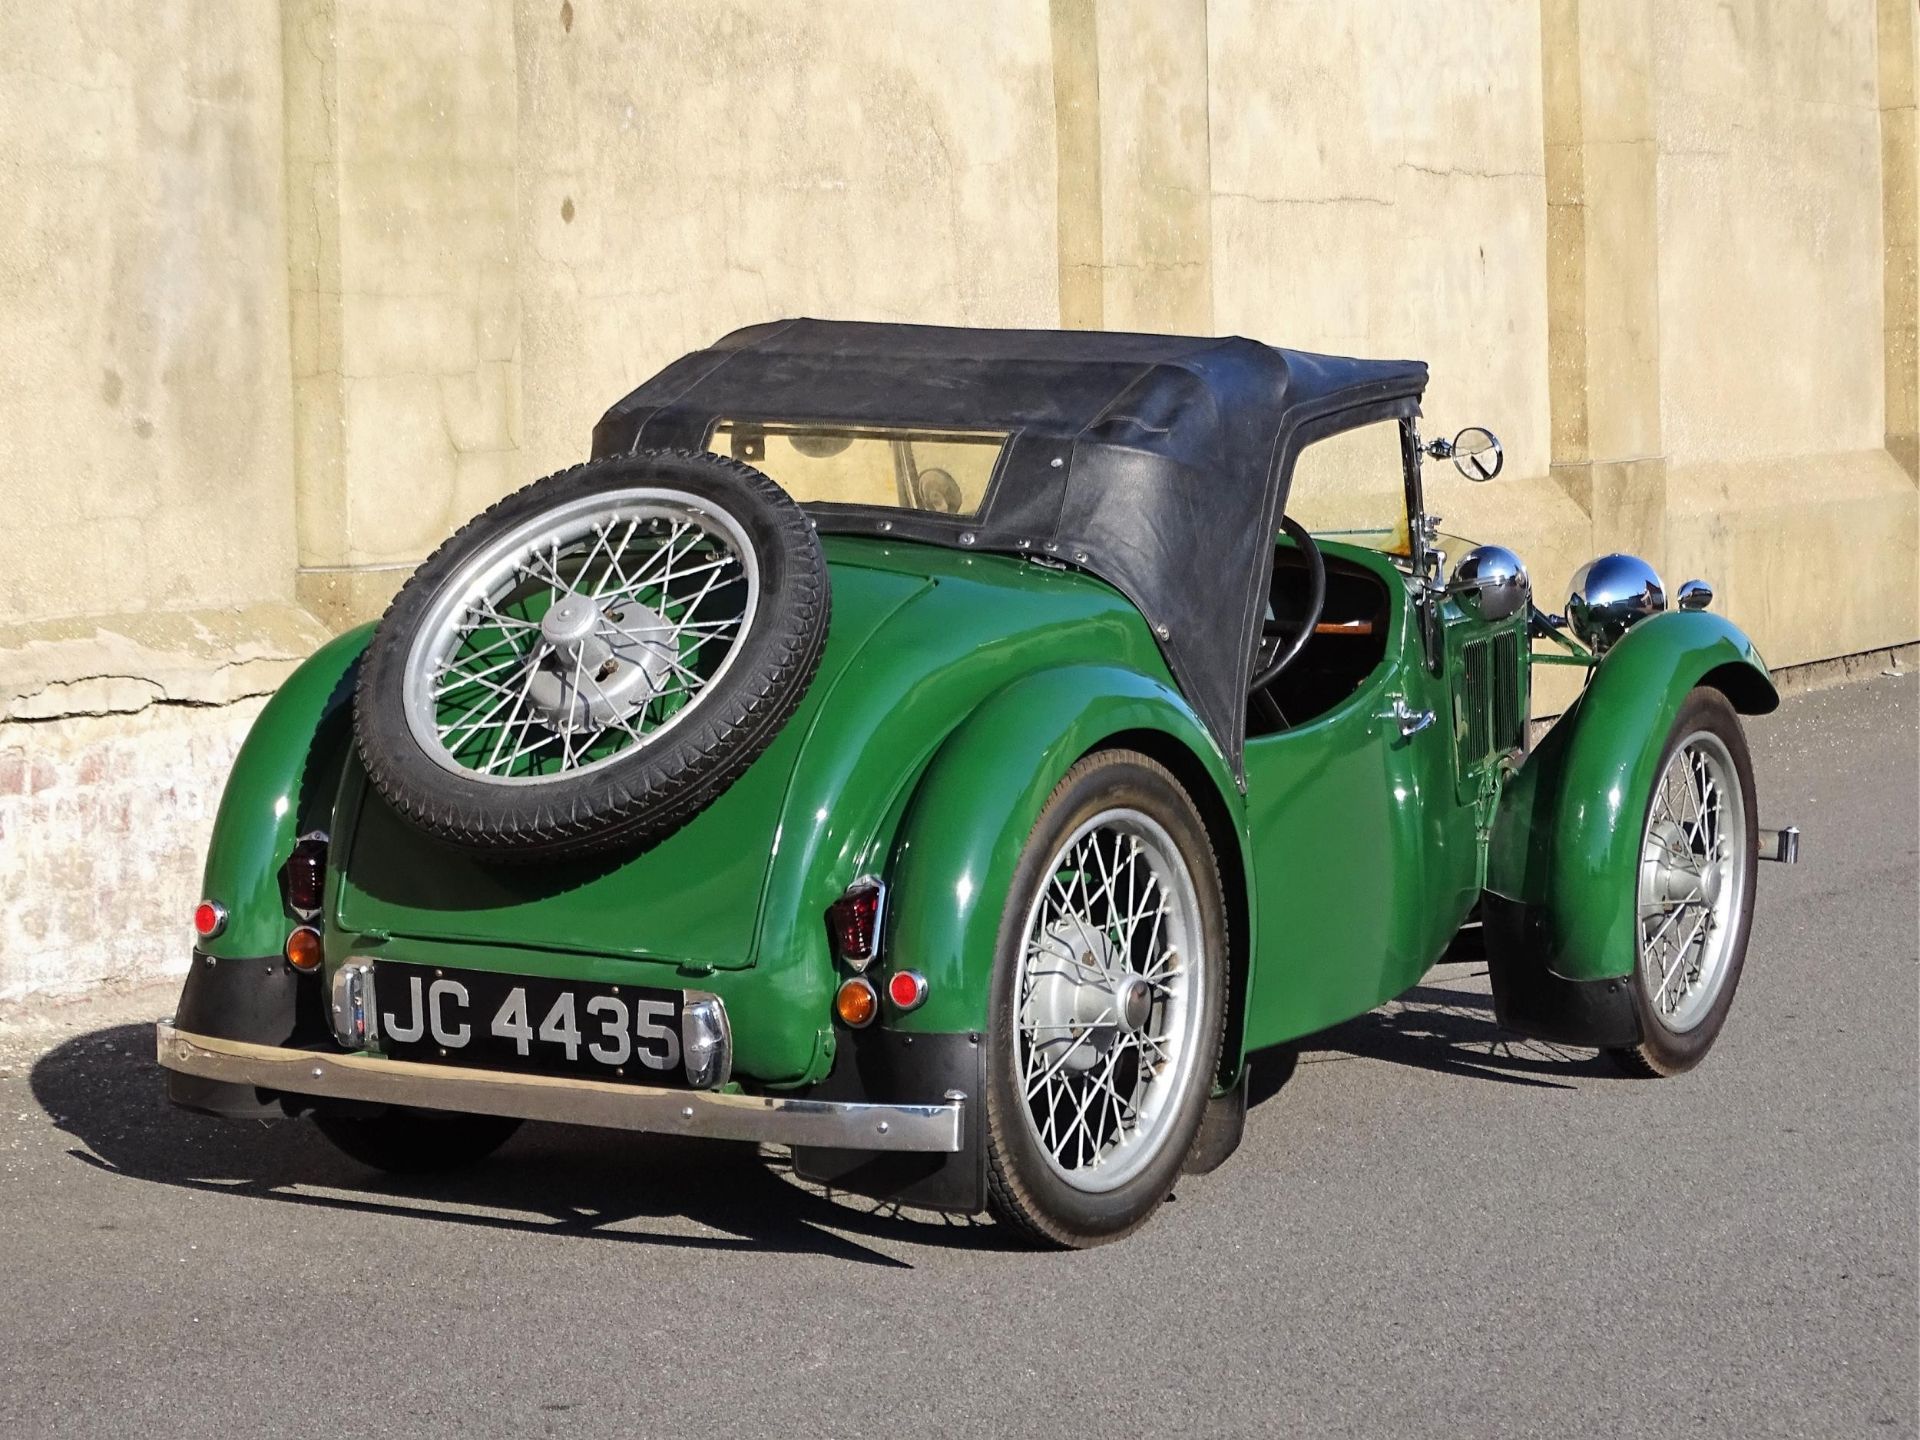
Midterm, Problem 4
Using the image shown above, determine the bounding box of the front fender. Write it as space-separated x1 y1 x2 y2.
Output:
1486 610 1775 987
883 665 1248 1036
199 624 372 960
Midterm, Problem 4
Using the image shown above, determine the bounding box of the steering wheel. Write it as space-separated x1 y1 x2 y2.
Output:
1250 516 1326 692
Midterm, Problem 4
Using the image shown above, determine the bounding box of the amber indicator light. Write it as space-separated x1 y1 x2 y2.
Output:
284 926 323 973
834 976 878 1028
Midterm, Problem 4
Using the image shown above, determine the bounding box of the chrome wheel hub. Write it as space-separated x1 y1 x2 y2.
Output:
1014 809 1206 1194
526 594 676 733
1025 919 1163 1075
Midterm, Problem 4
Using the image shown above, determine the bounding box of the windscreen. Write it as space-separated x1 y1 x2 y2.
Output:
707 420 1005 517
1281 419 1412 556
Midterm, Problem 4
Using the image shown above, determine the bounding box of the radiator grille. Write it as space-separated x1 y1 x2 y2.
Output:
1490 628 1524 752
1461 638 1493 759
1456 628 1526 774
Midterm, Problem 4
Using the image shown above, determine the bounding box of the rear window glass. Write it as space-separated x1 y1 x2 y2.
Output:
707 421 1004 517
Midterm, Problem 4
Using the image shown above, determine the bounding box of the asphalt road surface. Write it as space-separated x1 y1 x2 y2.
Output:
2 674 1913 1439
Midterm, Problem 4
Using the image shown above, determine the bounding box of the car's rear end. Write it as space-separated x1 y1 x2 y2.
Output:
158 511 1172 1210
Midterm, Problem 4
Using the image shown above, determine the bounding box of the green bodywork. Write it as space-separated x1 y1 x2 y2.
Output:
1486 609 1777 984
197 533 1777 1091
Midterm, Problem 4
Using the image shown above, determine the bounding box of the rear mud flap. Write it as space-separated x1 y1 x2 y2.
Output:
792 1029 987 1214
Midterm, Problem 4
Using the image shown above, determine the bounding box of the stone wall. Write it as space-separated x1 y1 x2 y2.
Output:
1 0 1915 1006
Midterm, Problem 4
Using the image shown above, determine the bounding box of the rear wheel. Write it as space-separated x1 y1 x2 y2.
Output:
984 751 1227 1247
1606 689 1758 1077
314 1109 522 1174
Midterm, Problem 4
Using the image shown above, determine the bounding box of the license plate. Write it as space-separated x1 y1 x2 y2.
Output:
373 961 689 1087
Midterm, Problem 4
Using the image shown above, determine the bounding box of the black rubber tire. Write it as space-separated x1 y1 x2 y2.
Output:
984 750 1228 1248
314 1109 521 1174
353 450 829 861
1605 688 1759 1078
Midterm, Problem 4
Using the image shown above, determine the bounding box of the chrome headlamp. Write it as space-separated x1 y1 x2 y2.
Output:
1565 553 1667 654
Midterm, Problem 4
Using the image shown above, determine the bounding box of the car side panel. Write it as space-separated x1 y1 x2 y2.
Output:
1239 552 1481 1048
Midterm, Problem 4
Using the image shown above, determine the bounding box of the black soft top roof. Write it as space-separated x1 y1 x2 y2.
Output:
593 319 1429 778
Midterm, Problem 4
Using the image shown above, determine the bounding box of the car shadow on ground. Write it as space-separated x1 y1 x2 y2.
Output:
31 974 1614 1260
1264 966 1619 1098
29 1022 1009 1268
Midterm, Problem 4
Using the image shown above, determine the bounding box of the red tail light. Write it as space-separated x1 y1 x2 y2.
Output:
887 970 928 1012
192 900 227 939
826 877 886 971
285 832 328 918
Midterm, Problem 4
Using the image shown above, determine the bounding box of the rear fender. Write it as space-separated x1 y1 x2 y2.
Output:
882 665 1251 1060
198 624 372 960
1485 610 1776 995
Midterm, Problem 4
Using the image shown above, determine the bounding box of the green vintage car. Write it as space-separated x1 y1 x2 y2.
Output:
157 321 1799 1246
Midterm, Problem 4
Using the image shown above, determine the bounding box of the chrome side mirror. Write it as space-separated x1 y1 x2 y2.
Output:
1425 427 1504 482
1447 544 1530 622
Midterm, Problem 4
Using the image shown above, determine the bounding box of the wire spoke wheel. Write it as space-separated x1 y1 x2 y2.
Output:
402 489 759 785
354 450 828 860
1636 730 1747 1033
1014 807 1208 1195
1607 689 1760 1078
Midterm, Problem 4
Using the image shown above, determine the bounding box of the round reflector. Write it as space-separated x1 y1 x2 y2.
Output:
192 900 226 940
284 926 323 972
887 970 928 1011
834 977 878 1029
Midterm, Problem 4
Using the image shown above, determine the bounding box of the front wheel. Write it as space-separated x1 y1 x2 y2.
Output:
1605 688 1759 1077
984 751 1228 1247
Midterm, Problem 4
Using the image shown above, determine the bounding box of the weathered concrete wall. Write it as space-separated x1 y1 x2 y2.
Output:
1653 0 1916 666
0 701 268 1005
0 0 1914 1006
0 4 317 1006
287 0 522 628
0 2 297 626
512 0 1060 478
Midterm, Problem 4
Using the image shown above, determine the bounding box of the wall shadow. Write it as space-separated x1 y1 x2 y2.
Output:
30 1023 1013 1268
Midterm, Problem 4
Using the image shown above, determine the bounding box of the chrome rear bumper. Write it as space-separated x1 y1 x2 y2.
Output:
155 1022 963 1154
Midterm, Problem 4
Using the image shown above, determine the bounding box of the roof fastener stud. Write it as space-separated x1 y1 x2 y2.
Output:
1155 624 1171 640
1073 551 1088 563
960 532 976 545
1050 457 1064 469
877 1121 890 1135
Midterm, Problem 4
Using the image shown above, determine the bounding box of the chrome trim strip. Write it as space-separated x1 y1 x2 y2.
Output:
155 1022 962 1154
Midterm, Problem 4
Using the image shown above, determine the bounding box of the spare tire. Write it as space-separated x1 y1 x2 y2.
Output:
352 449 830 861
